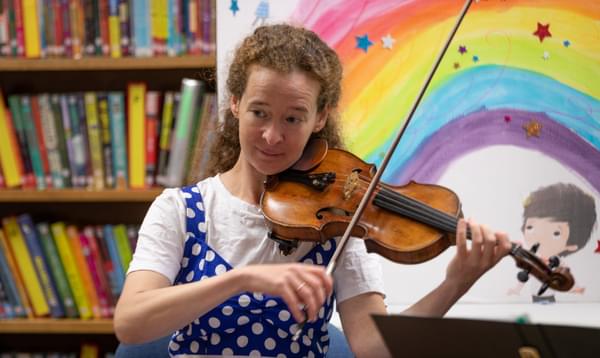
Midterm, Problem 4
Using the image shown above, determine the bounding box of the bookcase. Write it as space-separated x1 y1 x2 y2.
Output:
0 54 216 356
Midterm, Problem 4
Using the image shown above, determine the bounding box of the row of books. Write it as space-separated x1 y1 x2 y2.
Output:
0 79 219 190
0 0 216 59
1 343 111 358
0 213 138 319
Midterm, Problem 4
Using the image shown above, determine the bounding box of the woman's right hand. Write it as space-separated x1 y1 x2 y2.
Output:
237 263 333 323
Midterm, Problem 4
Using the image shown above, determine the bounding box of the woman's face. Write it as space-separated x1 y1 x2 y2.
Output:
231 65 326 176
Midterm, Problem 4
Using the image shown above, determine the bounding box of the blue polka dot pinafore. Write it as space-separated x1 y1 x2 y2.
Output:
168 185 337 357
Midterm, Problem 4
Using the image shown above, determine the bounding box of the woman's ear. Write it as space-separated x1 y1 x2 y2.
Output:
230 96 240 118
313 108 329 133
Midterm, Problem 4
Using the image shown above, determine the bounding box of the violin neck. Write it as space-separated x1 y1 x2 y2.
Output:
373 187 460 236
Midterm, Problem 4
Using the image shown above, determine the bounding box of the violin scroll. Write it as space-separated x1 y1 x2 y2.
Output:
510 243 575 294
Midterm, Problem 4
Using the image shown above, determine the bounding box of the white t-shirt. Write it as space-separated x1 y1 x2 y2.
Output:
128 175 385 304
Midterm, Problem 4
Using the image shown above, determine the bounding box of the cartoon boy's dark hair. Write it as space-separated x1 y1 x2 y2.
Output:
521 183 597 256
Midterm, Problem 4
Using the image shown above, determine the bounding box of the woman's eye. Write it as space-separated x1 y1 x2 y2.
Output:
526 225 533 231
553 231 561 237
251 110 265 118
286 116 300 123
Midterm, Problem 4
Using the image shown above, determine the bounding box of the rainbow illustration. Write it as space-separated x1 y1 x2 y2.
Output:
290 0 600 191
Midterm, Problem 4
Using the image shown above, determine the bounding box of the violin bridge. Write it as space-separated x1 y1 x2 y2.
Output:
343 171 360 200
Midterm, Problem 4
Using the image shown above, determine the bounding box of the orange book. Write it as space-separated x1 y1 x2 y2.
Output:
2 217 49 316
66 225 101 318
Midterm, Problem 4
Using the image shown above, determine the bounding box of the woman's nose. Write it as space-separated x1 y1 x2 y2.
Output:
262 121 284 145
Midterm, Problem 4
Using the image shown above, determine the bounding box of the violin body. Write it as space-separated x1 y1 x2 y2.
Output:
262 144 463 264
261 140 574 292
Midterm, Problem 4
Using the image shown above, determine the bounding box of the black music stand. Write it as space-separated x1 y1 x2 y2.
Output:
372 314 600 358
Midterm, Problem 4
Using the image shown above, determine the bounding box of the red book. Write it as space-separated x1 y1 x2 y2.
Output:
80 228 113 318
145 91 160 188
30 96 52 188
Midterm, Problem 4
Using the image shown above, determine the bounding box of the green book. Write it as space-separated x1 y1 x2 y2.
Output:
36 222 79 318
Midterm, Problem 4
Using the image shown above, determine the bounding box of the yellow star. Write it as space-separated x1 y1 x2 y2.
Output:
523 120 542 138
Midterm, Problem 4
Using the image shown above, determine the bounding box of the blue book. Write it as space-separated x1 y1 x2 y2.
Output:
131 0 152 57
18 214 65 317
0 249 24 317
103 225 125 297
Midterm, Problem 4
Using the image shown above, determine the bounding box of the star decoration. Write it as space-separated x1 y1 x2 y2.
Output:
543 51 550 60
504 115 512 123
453 62 460 69
563 40 571 47
458 45 467 54
381 34 396 49
356 34 373 52
472 55 479 63
533 22 551 42
230 0 239 15
523 120 542 138
595 240 600 253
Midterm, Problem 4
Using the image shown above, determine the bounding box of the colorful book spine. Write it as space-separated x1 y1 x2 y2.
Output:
13 0 25 56
68 0 83 58
97 93 115 188
50 94 72 187
30 95 52 187
117 0 130 56
52 0 65 57
107 0 121 58
186 92 217 183
127 82 146 188
36 222 78 318
97 0 110 55
108 92 127 189
0 230 27 317
165 78 205 187
102 225 124 297
7 95 35 188
60 94 78 187
150 0 167 55
79 229 111 317
155 91 174 185
145 91 160 187
131 0 152 57
84 92 105 190
113 224 132 274
17 214 64 317
0 90 24 188
20 95 46 189
94 225 118 303
66 225 101 318
76 94 94 187
50 222 92 319
60 0 72 57
67 93 88 187
2 216 49 316
0 228 33 317
22 0 41 58
38 94 65 189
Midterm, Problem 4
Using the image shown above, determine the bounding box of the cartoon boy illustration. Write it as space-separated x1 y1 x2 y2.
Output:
509 183 597 303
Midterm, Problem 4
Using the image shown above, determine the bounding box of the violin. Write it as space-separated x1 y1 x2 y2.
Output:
261 138 575 294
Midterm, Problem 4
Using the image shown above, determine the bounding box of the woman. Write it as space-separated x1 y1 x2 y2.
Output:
114 24 511 357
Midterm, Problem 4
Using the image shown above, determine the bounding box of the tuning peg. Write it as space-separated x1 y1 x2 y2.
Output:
530 243 540 253
537 282 550 296
548 256 560 269
517 269 530 283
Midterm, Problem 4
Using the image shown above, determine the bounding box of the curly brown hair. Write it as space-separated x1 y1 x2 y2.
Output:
205 24 344 177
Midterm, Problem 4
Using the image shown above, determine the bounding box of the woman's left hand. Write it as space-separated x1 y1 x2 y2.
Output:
446 218 512 292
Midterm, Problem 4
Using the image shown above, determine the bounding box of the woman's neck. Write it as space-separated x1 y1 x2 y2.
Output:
220 159 266 206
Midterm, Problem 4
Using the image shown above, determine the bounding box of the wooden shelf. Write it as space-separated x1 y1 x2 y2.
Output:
0 55 215 71
0 189 163 202
0 319 114 334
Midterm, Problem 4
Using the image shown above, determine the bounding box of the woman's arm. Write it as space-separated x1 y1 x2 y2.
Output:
402 219 511 317
114 262 333 344
338 292 390 358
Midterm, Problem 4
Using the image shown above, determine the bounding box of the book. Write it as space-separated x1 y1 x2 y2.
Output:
39 94 65 189
50 222 92 319
127 82 146 188
0 228 33 318
156 91 176 185
113 224 132 274
0 230 27 317
164 78 205 187
97 93 115 188
20 95 46 189
145 91 160 187
17 214 64 317
36 222 78 318
7 95 35 188
108 92 127 189
84 92 105 190
103 225 125 298
29 96 52 187
22 0 41 58
0 90 23 188
79 228 112 317
186 92 218 183
2 216 49 317
66 225 101 318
